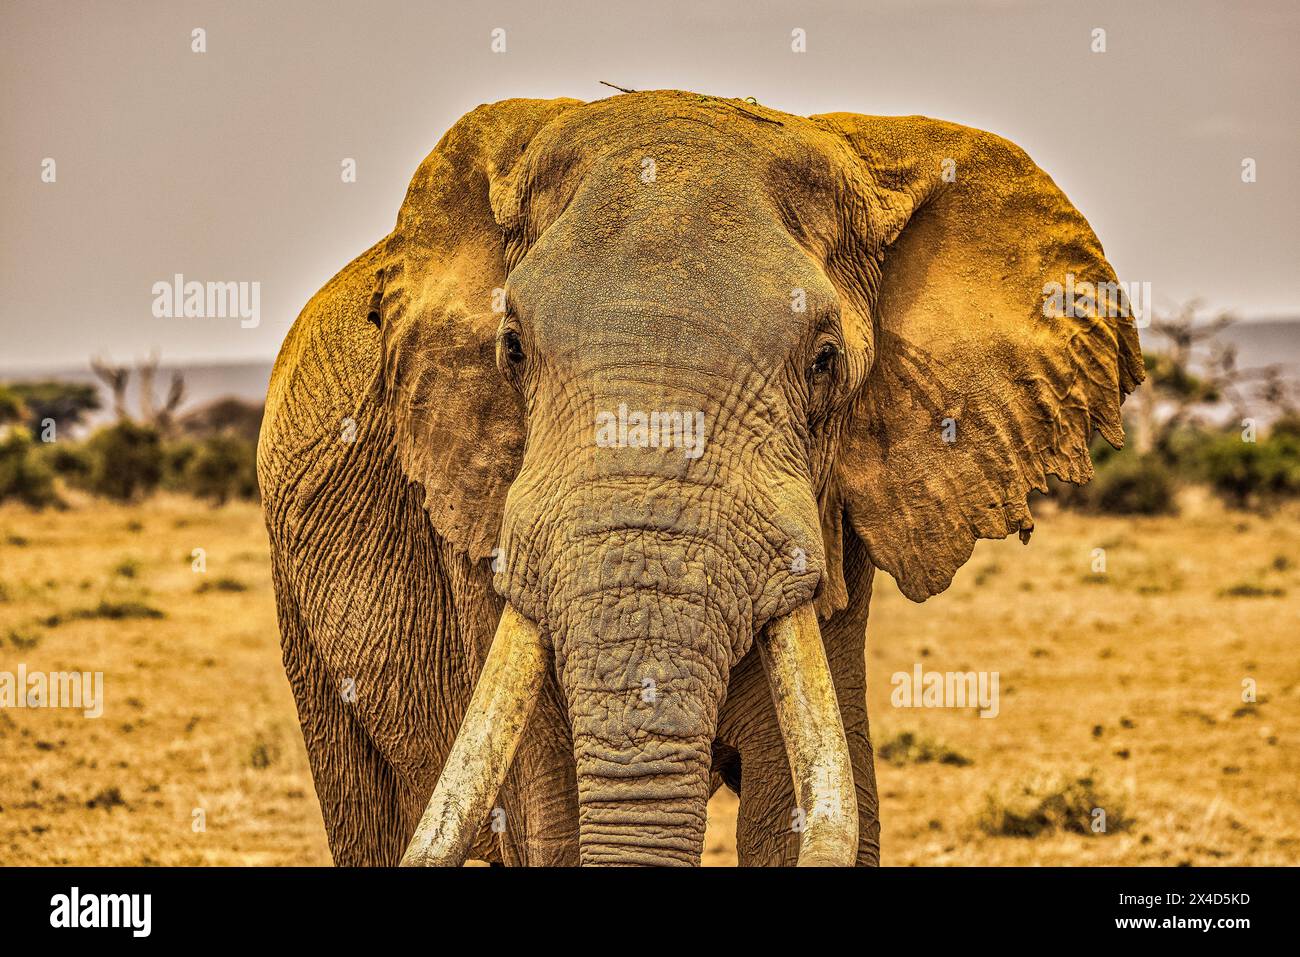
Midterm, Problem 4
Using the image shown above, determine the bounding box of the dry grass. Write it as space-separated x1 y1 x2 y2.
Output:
2 491 1297 866
0 494 327 865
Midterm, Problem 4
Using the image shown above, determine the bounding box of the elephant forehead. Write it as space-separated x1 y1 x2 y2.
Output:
524 90 809 172
507 184 838 360
505 92 843 248
513 190 831 296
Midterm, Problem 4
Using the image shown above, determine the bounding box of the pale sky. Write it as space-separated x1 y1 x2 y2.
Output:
2 0 1297 368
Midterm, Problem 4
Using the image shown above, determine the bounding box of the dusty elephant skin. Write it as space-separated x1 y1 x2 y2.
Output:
258 90 1143 867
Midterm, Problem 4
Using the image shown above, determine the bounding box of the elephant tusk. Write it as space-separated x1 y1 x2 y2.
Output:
758 601 859 867
400 604 547 866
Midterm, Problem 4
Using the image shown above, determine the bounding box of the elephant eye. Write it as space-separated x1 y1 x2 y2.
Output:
809 342 839 378
504 330 525 364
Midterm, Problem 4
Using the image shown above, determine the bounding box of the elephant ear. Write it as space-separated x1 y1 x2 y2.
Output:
816 114 1144 602
377 98 583 559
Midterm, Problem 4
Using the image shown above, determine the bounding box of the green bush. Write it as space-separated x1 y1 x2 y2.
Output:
877 730 972 767
1199 430 1300 509
81 421 164 502
1054 450 1177 516
1271 414 1300 442
977 773 1131 837
0 427 60 507
3 380 100 436
182 435 259 506
1 419 261 508
178 397 264 442
1152 423 1214 473
0 387 27 426
1084 426 1122 470
1091 454 1178 515
161 439 198 491
41 441 91 480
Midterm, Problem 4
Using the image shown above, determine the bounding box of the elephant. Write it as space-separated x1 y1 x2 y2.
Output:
258 89 1143 867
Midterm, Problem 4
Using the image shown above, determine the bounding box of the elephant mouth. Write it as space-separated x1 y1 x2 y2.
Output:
399 601 857 867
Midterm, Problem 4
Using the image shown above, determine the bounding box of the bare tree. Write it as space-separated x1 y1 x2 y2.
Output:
137 351 185 434
90 356 131 421
90 353 187 430
1132 301 1294 453
1252 366 1298 420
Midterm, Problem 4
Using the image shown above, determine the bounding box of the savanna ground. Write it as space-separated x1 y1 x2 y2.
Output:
1 491 1297 866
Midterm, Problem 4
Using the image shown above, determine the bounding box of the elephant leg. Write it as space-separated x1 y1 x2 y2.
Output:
718 649 800 866
281 615 408 866
735 742 802 866
824 619 881 866
718 599 880 865
498 675 580 866
825 552 881 866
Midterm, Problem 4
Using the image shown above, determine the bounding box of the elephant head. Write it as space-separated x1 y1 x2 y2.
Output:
382 92 1143 866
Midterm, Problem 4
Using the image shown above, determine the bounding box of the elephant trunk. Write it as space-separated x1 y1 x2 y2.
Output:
573 735 714 866
555 574 725 867
561 596 858 866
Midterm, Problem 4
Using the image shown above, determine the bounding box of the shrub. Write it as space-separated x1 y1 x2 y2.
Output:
4 381 100 436
178 397 264 442
81 422 164 502
1218 581 1285 598
0 427 60 507
161 439 198 491
1055 450 1177 516
195 576 249 593
249 736 280 770
1153 423 1216 473
1084 426 1122 470
977 773 1130 837
1090 454 1178 515
41 600 166 627
86 787 127 810
1199 430 1300 509
8 629 41 649
182 435 259 506
81 600 165 621
112 558 141 578
877 730 971 767
41 441 91 480
1271 414 1300 442
0 387 27 426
